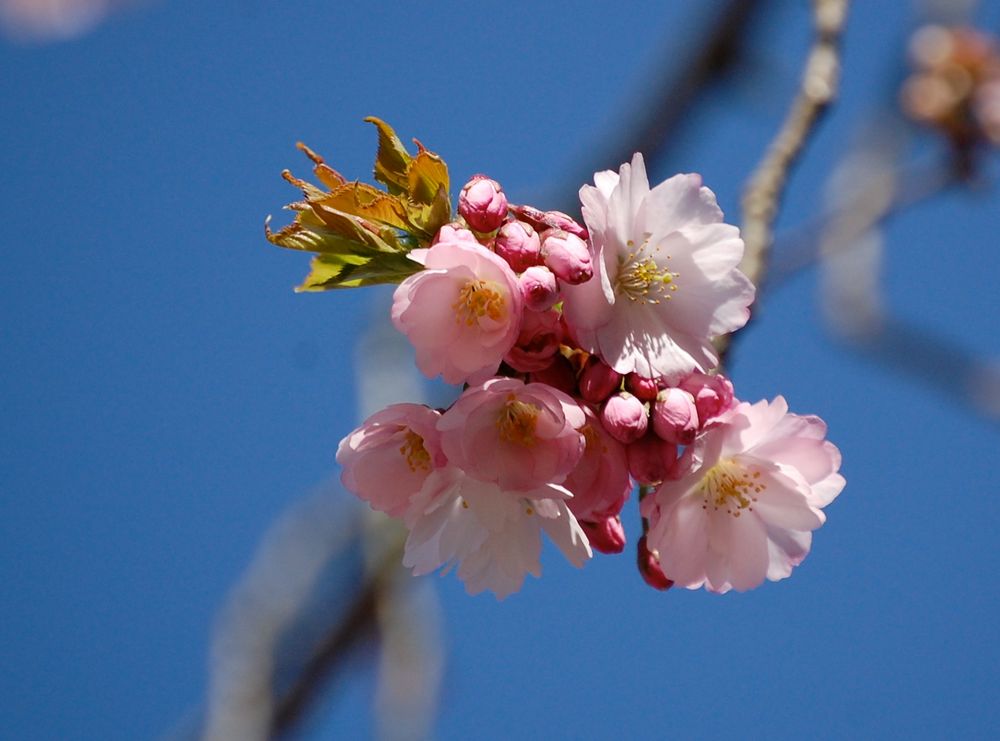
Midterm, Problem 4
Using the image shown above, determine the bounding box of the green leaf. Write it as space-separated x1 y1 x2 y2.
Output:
296 251 420 291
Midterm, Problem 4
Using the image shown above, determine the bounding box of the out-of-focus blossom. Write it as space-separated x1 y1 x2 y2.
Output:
438 377 585 492
0 0 134 41
494 220 541 273
459 176 508 233
403 467 591 599
642 397 845 593
336 403 445 518
901 24 1000 148
600 391 648 445
562 154 755 381
392 240 522 385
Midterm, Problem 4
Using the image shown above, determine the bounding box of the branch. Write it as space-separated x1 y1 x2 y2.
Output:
739 0 850 287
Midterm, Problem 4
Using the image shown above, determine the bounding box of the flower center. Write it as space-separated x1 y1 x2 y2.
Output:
698 458 766 518
453 279 506 326
615 239 679 304
496 394 541 446
399 429 431 472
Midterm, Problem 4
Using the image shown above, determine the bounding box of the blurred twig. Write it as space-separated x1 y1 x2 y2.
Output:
740 0 850 286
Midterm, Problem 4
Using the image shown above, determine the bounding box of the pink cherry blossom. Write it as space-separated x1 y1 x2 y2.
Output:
561 153 755 381
642 396 845 593
578 358 621 403
563 406 632 522
678 370 736 426
438 377 586 492
494 220 541 273
336 403 445 518
651 387 699 445
519 265 560 312
459 175 508 233
392 240 523 385
504 307 563 373
600 392 648 445
402 467 591 599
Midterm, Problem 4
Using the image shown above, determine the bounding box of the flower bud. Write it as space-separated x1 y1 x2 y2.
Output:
627 434 678 485
625 373 660 402
505 308 562 373
433 222 479 245
540 229 593 285
637 535 674 591
459 175 508 233
528 354 577 396
578 359 621 403
600 392 648 445
652 388 699 445
678 371 735 425
509 203 589 240
519 265 559 312
494 220 541 273
580 515 626 554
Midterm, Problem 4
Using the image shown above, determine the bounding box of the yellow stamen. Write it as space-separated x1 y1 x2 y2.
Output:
453 279 506 326
698 458 766 518
615 237 678 304
496 393 541 446
398 429 431 473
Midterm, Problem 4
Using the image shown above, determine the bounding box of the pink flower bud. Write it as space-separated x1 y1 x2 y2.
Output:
600 392 648 445
578 359 621 403
625 373 660 402
678 371 735 425
528 354 577 396
519 265 559 312
580 515 626 554
652 388 699 445
494 220 541 272
433 222 479 245
509 204 589 240
627 434 678 485
540 229 593 285
637 535 674 591
459 175 508 233
505 308 563 373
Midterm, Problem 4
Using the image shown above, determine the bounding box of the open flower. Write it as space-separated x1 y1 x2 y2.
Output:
641 396 844 593
403 467 592 599
392 239 523 385
438 377 586 492
561 153 755 381
336 403 445 518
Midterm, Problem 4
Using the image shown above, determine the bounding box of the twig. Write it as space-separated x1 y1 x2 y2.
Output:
739 0 850 287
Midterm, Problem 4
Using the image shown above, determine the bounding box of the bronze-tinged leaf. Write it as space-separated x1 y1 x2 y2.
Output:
306 205 401 253
314 181 411 232
265 218 373 256
406 150 449 206
365 116 412 195
281 170 326 201
404 182 451 236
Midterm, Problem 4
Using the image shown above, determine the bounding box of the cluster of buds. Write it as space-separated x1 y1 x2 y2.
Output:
270 121 845 598
901 25 1000 152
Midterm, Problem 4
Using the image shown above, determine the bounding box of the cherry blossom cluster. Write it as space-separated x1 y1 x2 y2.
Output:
332 151 845 599
902 24 1000 149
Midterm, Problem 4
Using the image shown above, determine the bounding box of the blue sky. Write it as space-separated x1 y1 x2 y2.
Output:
2 1 999 739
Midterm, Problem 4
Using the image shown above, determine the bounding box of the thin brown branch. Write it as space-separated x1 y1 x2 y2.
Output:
739 0 850 287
